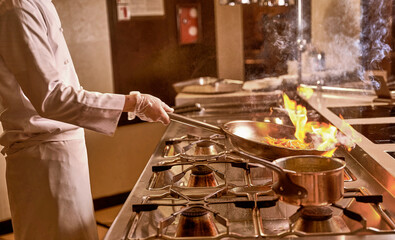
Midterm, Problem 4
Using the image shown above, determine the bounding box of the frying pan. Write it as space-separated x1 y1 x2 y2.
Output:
168 113 326 160
168 112 308 200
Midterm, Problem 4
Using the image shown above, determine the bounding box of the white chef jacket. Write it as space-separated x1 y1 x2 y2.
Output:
0 0 125 154
0 1 126 239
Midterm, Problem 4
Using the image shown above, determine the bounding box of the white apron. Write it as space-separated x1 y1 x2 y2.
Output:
6 135 99 240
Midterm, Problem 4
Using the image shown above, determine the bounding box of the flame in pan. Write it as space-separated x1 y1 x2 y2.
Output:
283 94 339 155
337 114 362 151
262 94 359 157
283 93 308 143
322 147 337 157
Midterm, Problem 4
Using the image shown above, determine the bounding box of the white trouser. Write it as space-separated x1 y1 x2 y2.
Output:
5 139 98 240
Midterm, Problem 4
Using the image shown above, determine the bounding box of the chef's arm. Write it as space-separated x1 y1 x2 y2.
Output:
1 3 172 133
0 3 124 135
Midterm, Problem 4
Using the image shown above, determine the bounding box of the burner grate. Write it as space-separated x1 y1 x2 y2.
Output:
148 154 273 190
128 132 395 239
163 134 226 158
131 165 395 240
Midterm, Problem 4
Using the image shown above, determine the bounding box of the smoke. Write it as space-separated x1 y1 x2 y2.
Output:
310 0 360 78
254 9 298 79
253 0 391 87
314 0 391 85
360 0 391 71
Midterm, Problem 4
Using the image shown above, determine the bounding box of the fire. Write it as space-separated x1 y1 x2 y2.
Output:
283 93 307 143
297 86 314 99
304 121 338 151
264 93 358 157
337 114 362 151
262 136 312 149
322 147 338 157
283 94 339 154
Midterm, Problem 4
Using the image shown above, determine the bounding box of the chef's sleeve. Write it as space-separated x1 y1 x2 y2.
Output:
0 1 124 136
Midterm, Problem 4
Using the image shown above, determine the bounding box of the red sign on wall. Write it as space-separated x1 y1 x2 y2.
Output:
177 5 200 44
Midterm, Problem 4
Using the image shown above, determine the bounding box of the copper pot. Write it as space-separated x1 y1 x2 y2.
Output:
273 155 346 206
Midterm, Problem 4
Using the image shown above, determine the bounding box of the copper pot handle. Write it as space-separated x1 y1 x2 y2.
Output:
233 150 307 200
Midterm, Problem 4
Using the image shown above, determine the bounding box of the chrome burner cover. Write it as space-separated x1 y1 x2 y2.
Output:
182 140 226 159
176 207 219 237
293 206 349 233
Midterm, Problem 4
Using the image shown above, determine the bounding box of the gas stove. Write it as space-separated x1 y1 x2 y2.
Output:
104 89 395 240
105 122 395 240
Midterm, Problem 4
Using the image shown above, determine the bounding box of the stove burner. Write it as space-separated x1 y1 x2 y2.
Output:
191 165 214 175
196 141 219 155
188 165 218 187
183 140 224 158
181 206 209 217
293 206 348 233
176 207 219 237
164 134 226 158
301 206 333 221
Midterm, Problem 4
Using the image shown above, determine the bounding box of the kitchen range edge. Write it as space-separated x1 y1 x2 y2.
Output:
104 89 395 240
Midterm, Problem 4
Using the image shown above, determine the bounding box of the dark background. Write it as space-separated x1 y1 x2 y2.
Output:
106 0 217 125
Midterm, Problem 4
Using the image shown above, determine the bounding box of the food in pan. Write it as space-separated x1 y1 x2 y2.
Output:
262 136 313 150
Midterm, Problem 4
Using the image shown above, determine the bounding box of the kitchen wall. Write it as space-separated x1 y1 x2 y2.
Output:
215 2 245 80
53 0 113 93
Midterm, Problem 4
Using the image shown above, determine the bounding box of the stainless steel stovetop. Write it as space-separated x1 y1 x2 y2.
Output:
105 121 395 240
105 91 395 240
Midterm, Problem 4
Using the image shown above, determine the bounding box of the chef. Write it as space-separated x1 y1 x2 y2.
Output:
0 0 173 239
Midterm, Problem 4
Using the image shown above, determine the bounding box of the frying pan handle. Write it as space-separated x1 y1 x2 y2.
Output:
168 112 223 134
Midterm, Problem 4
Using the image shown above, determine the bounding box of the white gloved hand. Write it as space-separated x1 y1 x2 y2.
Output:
128 91 173 124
